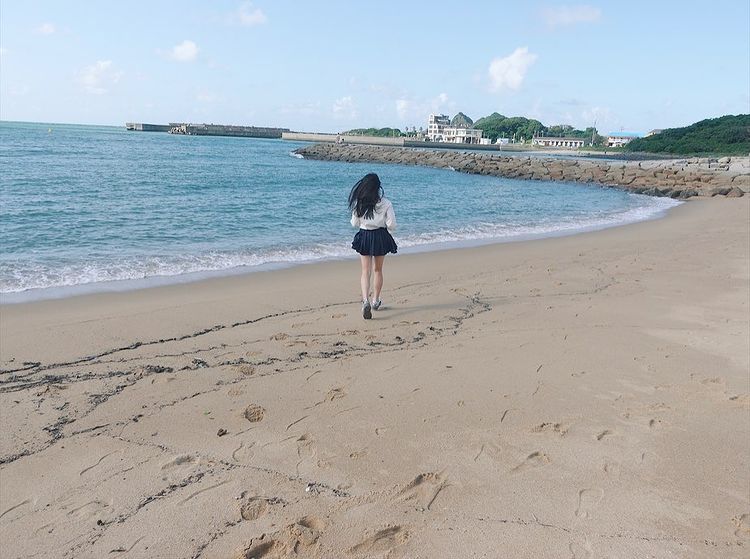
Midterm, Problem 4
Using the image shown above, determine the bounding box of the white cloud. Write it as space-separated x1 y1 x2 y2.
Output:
395 92 453 124
541 5 601 28
35 22 56 35
170 40 199 62
488 47 538 92
236 2 267 26
279 101 322 116
333 96 358 119
78 60 123 95
0 47 8 58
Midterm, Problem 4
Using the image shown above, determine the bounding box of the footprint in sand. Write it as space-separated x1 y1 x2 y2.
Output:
231 441 256 463
395 472 448 511
235 364 256 376
602 460 621 477
575 488 603 519
511 451 551 474
295 434 318 475
161 454 197 470
240 537 289 559
240 516 325 558
67 498 111 519
348 525 409 555
531 422 570 436
733 513 750 539
239 497 268 521
569 539 593 558
325 387 346 402
160 454 202 482
244 404 265 423
349 449 367 460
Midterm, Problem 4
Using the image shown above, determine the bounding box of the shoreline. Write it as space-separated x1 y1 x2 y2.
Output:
1 197 748 557
1 193 680 304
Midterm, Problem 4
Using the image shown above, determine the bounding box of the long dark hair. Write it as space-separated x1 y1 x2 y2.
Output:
348 173 383 219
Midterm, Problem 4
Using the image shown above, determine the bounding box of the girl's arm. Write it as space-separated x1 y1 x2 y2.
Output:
351 212 361 228
385 202 396 231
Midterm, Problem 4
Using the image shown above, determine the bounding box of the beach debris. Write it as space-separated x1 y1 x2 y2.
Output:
217 428 228 437
244 404 265 423
192 358 209 368
142 364 173 374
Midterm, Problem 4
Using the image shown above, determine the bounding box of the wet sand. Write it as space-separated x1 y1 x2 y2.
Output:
1 197 748 558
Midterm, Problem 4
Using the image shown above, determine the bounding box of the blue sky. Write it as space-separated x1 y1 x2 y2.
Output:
1 1 748 134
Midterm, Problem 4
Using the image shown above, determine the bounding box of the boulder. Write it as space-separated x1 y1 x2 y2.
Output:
726 187 745 197
710 187 731 197
678 189 699 199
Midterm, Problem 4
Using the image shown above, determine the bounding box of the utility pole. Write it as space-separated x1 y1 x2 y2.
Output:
591 119 597 146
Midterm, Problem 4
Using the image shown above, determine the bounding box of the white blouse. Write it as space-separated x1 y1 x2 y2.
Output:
351 198 397 231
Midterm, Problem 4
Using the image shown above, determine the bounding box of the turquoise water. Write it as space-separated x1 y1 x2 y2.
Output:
0 121 680 301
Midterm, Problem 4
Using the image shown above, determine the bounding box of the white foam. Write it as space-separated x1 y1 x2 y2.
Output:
0 195 681 303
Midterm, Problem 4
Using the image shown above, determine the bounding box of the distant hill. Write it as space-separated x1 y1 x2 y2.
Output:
473 113 546 142
343 127 403 137
451 112 474 128
624 115 750 155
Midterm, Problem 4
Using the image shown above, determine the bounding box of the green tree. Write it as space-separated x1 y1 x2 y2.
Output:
625 115 750 155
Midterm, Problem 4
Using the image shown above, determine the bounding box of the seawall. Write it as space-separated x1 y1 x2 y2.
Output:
170 123 289 138
295 143 748 199
282 132 406 146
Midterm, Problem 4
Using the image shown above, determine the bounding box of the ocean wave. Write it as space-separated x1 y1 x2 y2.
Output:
289 151 304 159
0 195 680 298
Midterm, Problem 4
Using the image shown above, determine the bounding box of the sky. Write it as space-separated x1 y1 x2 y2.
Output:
1 1 748 134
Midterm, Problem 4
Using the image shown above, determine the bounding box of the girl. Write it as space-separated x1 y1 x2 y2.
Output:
348 173 397 319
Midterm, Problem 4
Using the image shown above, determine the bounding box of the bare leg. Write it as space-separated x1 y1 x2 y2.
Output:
359 255 373 302
373 255 385 302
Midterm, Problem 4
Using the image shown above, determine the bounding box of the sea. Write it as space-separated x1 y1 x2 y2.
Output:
0 121 681 303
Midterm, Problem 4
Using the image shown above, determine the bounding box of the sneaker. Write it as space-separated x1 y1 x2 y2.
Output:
362 300 372 319
372 299 382 311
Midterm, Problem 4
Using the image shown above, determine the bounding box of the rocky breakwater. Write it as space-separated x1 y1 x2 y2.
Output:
295 144 748 199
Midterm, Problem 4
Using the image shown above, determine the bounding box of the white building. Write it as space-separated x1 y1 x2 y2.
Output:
426 114 484 144
645 129 663 137
427 114 451 142
607 133 640 147
532 136 585 148
443 126 483 144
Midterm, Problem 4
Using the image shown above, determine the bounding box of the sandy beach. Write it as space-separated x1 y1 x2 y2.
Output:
1 197 748 558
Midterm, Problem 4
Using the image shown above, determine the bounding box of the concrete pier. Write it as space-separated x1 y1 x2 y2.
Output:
125 122 170 132
169 123 289 139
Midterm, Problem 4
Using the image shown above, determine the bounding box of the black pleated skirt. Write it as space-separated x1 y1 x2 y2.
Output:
351 227 398 256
